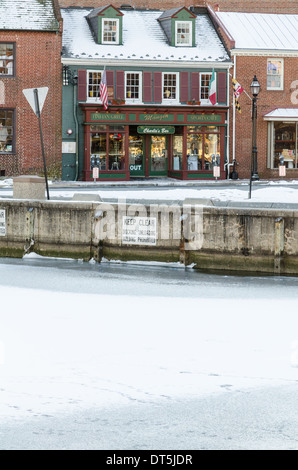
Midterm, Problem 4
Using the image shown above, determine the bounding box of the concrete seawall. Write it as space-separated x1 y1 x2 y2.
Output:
0 199 298 275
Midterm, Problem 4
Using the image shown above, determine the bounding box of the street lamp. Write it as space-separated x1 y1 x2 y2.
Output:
249 75 261 198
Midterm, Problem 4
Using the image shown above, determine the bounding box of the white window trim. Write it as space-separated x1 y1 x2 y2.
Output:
199 72 214 105
162 72 179 104
86 70 103 103
175 21 192 47
125 71 143 104
267 58 284 91
102 18 120 45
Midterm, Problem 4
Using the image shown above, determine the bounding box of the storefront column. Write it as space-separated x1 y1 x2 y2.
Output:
182 126 188 179
83 124 90 180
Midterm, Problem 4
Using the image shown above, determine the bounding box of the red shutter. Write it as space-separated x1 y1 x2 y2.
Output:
217 72 227 103
78 69 87 101
116 70 125 100
153 72 162 103
180 71 189 102
143 71 152 103
190 72 200 101
106 70 114 87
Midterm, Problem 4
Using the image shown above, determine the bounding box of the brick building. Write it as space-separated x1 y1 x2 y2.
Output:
0 0 62 177
58 0 298 14
209 7 298 179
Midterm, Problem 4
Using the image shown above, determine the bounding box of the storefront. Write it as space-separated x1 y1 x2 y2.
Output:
81 106 227 181
265 109 298 170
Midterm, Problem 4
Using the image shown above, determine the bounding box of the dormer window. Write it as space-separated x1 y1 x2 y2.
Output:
175 22 192 46
158 7 196 48
102 18 120 44
86 5 123 46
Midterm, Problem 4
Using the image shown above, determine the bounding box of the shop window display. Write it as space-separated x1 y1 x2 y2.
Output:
90 125 125 172
273 122 297 169
173 135 183 170
187 126 220 170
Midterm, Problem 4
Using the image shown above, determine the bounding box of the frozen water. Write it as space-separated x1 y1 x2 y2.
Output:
0 257 298 449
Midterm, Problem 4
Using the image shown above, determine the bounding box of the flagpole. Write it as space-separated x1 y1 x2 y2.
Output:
232 58 236 170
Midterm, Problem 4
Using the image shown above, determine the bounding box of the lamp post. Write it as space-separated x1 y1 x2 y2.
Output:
249 75 260 199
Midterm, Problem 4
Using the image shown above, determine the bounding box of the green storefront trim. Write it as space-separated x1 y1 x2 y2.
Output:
97 173 127 179
187 173 214 179
187 115 221 123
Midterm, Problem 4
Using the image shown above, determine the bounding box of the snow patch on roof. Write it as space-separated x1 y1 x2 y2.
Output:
0 0 59 31
61 8 230 63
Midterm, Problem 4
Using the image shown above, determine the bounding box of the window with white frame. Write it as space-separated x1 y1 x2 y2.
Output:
0 43 14 76
0 109 14 153
267 59 284 90
102 19 119 44
200 73 212 103
163 73 179 102
125 72 142 102
175 21 192 46
87 71 102 100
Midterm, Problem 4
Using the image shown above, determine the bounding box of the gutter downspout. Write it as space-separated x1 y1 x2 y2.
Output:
73 76 79 181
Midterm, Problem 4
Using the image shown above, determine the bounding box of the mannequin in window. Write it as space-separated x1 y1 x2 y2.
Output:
190 142 198 154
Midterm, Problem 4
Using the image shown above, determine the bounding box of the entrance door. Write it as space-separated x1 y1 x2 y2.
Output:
129 134 145 177
149 135 168 176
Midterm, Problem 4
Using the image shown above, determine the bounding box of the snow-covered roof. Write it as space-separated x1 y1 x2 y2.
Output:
0 0 60 31
264 108 298 121
216 12 298 50
61 8 230 64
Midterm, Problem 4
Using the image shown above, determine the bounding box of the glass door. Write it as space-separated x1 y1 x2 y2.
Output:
150 136 168 176
129 133 145 177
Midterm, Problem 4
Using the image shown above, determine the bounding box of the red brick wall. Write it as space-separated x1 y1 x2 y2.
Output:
0 29 62 177
229 55 297 179
58 0 298 14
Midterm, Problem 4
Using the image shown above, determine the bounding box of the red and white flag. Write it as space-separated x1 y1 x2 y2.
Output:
208 69 217 105
100 68 108 110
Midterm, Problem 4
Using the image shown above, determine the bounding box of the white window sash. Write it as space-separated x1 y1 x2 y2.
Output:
162 72 179 104
102 19 120 45
175 21 192 47
267 59 284 91
125 72 142 103
87 70 103 103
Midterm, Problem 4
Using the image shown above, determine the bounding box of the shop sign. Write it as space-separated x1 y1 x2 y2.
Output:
0 209 6 237
137 126 175 135
122 216 157 246
139 114 174 122
91 113 126 121
129 164 142 172
62 142 76 153
187 115 221 123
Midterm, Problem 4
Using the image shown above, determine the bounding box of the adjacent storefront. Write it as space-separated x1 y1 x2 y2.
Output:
265 109 298 170
82 106 227 181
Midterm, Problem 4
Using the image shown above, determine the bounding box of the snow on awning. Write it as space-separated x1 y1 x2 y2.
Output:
264 109 298 122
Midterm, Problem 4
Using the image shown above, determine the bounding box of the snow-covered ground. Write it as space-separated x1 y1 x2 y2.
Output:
1 178 298 203
0 256 298 449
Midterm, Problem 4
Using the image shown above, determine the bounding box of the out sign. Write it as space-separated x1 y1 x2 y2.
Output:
0 209 6 236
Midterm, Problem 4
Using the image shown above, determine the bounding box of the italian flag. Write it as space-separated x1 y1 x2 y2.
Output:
208 69 217 105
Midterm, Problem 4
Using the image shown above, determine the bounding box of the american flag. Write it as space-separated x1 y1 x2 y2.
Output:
100 69 108 110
